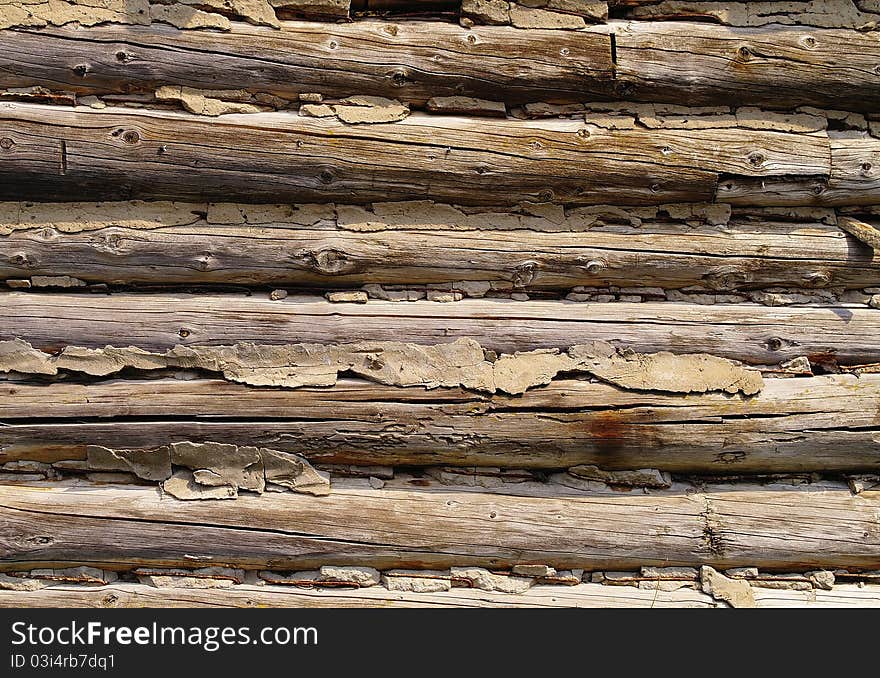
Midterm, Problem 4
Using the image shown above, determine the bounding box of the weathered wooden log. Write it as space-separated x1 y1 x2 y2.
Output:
0 102 852 207
613 20 880 112
2 20 879 111
1 479 878 570
2 293 877 365
0 582 718 608
0 21 614 106
3 581 877 608
2 374 879 472
1 201 874 290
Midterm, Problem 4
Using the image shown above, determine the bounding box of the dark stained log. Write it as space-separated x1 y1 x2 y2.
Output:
2 374 879 473
2 293 878 365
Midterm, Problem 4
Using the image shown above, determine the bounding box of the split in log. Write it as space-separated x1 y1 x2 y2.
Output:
1 478 878 571
0 201 874 290
6 102 876 207
2 293 878 365
2 374 880 473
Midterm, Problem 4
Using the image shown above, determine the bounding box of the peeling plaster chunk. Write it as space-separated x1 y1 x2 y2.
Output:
299 103 336 118
326 291 368 303
155 86 262 116
512 565 556 577
701 566 756 608
0 339 56 375
271 0 350 19
0 573 49 591
319 566 380 587
262 448 330 496
426 96 506 117
838 216 880 250
509 4 586 27
808 570 836 590
545 0 606 20
735 107 826 133
3 339 763 397
450 567 534 593
570 343 763 396
27 566 116 585
382 573 452 593
334 96 409 124
175 0 279 26
149 3 231 30
139 574 236 588
461 0 510 23
568 465 672 489
170 441 264 493
163 469 238 500
30 275 86 288
87 445 172 481
0 200 202 235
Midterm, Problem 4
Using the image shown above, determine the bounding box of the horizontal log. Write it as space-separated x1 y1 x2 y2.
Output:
614 21 880 112
3 293 877 365
1 479 878 570
3 20 879 112
1 201 874 290
0 102 846 206
0 582 719 608
3 581 877 608
0 21 615 106
2 374 879 472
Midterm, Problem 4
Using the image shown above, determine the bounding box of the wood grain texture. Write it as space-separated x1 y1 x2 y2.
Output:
614 20 880 113
3 293 877 365
2 374 879 472
1 205 874 289
1 479 878 570
0 102 838 206
3 581 878 608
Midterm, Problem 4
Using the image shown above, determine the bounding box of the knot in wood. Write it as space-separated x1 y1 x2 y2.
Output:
0 137 14 150
115 50 135 63
388 68 410 87
861 162 873 176
512 261 538 287
703 266 748 290
767 336 784 351
803 271 832 288
747 151 765 167
73 63 90 77
319 169 335 184
584 259 605 275
736 46 752 62
309 248 351 274
383 24 398 36
121 130 140 145
10 252 31 267
799 35 817 49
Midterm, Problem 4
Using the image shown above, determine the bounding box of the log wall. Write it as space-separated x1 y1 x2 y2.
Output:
2 0 880 608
